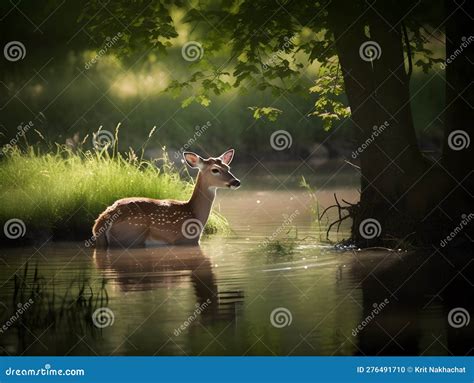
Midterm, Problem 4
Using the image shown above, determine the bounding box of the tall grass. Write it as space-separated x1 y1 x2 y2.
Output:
0 130 227 241
11 263 108 332
300 176 323 241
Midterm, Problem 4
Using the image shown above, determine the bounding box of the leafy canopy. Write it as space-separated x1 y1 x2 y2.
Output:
82 0 443 127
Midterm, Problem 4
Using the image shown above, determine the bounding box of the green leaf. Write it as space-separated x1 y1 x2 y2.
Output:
248 106 283 122
181 96 195 108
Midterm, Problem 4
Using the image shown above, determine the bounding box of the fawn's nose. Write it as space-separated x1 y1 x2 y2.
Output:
229 179 241 189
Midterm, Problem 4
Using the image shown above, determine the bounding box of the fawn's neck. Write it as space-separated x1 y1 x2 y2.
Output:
187 172 216 225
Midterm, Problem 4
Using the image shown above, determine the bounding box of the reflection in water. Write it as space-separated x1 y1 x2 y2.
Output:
0 188 472 355
349 250 474 356
94 246 243 322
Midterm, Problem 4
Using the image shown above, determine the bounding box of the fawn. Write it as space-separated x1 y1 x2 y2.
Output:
92 149 240 248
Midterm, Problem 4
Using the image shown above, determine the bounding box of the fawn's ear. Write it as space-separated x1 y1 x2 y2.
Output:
219 149 235 165
183 152 203 168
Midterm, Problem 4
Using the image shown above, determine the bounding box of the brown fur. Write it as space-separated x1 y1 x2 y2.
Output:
92 198 193 248
91 150 240 248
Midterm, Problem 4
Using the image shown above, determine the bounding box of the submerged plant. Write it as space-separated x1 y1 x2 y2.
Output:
263 227 299 256
9 263 109 334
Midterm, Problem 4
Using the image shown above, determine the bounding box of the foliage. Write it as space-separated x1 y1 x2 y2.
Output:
80 1 181 58
248 106 283 122
80 0 444 126
309 62 351 130
0 129 228 240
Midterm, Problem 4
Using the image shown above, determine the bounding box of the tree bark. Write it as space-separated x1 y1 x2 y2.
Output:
327 0 437 246
439 0 474 243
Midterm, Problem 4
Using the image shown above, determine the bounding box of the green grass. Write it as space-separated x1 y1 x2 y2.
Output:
0 131 227 241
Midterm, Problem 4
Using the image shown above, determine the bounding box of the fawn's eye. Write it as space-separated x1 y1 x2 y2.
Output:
211 168 220 174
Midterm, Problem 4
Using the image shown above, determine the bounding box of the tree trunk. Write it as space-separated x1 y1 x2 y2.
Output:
327 1 443 246
328 0 474 246
442 0 474 242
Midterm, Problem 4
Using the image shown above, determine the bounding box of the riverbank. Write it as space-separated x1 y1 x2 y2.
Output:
0 145 227 245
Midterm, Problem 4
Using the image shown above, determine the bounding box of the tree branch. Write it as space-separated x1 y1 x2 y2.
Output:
402 22 413 81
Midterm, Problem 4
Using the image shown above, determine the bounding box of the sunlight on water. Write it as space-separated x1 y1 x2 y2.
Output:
0 187 471 356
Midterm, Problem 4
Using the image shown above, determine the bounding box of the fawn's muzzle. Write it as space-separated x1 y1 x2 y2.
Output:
229 179 241 189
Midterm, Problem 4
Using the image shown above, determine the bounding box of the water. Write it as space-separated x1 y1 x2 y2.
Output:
0 168 472 356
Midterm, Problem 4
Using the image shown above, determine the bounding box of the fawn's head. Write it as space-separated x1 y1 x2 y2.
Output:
183 149 241 190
